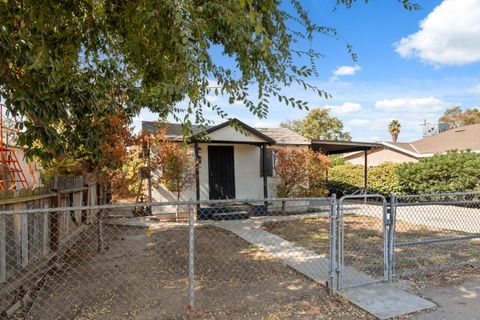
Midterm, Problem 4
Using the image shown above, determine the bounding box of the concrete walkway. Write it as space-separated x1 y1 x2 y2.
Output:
412 277 480 320
210 216 436 320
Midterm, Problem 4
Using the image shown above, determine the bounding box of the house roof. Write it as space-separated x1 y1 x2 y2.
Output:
311 140 382 155
141 119 309 145
255 127 310 145
344 123 480 160
382 124 480 157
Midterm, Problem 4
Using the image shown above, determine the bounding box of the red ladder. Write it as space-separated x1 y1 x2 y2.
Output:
0 146 30 191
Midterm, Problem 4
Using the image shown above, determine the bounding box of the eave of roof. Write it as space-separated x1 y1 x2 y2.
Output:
199 118 276 144
311 140 382 155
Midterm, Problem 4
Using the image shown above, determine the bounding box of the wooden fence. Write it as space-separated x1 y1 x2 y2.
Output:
0 176 98 285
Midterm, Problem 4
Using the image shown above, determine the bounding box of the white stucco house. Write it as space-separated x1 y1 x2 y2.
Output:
141 119 310 218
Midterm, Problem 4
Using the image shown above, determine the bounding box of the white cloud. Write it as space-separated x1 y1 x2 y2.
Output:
395 0 480 65
346 119 371 127
326 102 362 115
469 84 480 94
331 65 361 80
375 97 448 113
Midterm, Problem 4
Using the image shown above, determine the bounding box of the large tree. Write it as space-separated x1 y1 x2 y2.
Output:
281 108 352 141
439 107 480 128
0 0 419 174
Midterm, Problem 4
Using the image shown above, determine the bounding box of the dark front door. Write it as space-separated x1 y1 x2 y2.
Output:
208 146 235 199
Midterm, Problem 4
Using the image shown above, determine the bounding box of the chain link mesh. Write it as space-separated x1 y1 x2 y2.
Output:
0 198 339 319
337 196 387 290
2 192 480 318
394 192 480 279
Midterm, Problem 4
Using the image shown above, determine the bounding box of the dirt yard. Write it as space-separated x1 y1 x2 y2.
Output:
262 215 480 279
16 223 375 320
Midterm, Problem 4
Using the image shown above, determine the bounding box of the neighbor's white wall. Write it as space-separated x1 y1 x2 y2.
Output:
346 148 418 166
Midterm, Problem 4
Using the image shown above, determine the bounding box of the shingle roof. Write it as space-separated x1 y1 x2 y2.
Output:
141 121 310 145
411 123 480 154
384 124 480 156
255 127 310 145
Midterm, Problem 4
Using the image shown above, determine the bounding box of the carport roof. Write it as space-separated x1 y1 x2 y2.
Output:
311 140 382 155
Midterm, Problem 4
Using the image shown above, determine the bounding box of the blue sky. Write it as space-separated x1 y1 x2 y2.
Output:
134 0 480 142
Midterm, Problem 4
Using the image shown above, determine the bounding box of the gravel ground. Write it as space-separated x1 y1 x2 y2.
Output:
16 223 374 320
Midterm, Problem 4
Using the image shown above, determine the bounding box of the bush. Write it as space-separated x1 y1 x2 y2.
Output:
274 148 330 198
327 164 364 196
327 162 401 196
368 162 402 195
397 151 480 194
329 163 364 187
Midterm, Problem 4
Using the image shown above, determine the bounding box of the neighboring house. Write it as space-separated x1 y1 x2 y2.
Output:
142 119 310 204
345 124 480 166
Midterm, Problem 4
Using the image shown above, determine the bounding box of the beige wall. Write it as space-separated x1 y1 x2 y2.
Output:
346 148 418 166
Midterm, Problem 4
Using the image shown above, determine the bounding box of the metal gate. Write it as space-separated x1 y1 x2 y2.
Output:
330 194 392 291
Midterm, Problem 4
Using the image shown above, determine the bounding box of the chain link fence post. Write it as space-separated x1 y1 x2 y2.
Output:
383 198 389 282
388 193 397 282
188 204 195 316
328 194 337 294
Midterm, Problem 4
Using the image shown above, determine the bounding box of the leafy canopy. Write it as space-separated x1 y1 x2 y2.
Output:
439 107 480 128
1 0 419 173
281 108 352 141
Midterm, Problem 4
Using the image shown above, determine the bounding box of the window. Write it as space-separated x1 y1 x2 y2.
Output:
260 147 273 177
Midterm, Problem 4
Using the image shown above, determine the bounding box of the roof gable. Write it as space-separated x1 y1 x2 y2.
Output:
201 119 276 144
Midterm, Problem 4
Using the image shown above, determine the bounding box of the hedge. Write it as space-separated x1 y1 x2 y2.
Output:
397 151 480 194
326 151 480 196
368 162 402 195
327 162 401 196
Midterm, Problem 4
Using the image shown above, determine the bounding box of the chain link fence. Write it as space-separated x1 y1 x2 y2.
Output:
0 198 335 319
336 194 389 290
1 192 480 318
392 192 480 279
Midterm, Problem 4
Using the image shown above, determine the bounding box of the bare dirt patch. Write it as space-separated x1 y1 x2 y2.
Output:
17 223 374 319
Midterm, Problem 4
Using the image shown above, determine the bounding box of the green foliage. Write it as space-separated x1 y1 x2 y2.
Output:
0 0 343 164
328 154 346 166
0 0 419 179
439 107 480 128
329 163 364 188
281 108 352 141
397 151 480 194
368 162 402 195
327 162 401 196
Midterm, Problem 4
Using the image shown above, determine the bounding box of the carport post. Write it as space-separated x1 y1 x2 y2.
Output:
363 149 368 191
188 205 195 315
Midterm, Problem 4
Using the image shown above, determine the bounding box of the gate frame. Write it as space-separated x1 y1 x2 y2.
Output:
331 194 391 291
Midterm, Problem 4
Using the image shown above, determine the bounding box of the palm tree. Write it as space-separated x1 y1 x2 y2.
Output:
388 120 401 142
